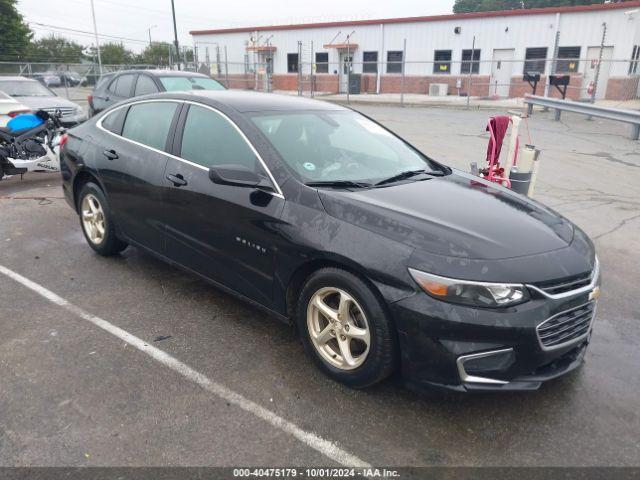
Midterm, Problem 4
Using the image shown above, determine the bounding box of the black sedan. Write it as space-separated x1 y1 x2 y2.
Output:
60 91 600 392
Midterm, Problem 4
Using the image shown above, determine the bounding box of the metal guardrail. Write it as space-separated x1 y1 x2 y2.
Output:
524 94 640 140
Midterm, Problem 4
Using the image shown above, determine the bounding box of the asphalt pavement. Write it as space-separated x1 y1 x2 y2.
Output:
1 105 638 467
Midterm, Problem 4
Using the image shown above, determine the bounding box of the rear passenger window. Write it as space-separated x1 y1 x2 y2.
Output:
107 77 119 94
134 75 158 96
115 74 135 97
101 107 126 134
122 102 178 151
180 105 257 169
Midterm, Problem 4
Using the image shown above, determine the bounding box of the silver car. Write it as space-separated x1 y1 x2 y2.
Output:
0 76 87 126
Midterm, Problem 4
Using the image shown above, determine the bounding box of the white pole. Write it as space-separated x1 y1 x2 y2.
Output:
90 0 102 74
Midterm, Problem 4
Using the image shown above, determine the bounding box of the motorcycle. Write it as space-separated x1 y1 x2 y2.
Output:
0 110 66 181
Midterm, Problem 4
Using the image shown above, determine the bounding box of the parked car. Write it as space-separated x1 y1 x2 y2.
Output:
87 69 226 116
33 72 62 88
56 71 88 87
0 76 86 127
60 91 600 392
0 90 31 127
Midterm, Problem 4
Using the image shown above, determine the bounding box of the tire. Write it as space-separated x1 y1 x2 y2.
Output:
296 268 397 388
77 182 127 256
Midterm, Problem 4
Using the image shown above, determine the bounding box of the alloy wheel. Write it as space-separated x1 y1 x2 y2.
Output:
81 193 106 245
306 287 371 370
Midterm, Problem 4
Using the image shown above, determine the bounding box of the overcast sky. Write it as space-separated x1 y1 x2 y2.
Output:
17 0 455 52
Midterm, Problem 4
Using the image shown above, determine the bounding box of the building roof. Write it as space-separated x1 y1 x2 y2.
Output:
190 1 640 36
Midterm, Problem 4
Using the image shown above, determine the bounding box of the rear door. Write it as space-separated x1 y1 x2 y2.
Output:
96 100 182 253
95 73 136 112
161 102 285 306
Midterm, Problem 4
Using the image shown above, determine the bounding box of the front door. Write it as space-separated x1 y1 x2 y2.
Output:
490 49 515 97
97 100 180 253
582 46 614 100
162 103 284 307
339 51 353 93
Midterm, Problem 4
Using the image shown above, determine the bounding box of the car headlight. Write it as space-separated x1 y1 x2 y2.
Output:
408 268 529 308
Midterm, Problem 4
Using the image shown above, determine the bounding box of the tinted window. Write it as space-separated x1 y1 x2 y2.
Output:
386 51 403 74
556 46 581 73
115 74 135 97
135 75 159 95
363 51 378 73
461 49 481 74
524 47 547 74
434 50 452 74
107 77 119 94
287 54 299 73
315 52 328 74
180 105 257 170
101 107 126 134
122 102 178 151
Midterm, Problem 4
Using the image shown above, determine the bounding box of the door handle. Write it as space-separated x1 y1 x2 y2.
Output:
103 149 118 160
166 173 187 187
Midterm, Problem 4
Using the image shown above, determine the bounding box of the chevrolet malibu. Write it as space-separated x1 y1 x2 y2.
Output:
60 91 600 392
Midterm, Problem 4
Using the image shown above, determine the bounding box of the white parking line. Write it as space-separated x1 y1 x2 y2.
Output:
0 264 370 468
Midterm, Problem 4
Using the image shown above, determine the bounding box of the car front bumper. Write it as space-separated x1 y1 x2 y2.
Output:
391 277 600 393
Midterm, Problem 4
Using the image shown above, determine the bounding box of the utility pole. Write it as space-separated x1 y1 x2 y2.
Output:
170 0 180 70
90 0 102 74
147 25 157 47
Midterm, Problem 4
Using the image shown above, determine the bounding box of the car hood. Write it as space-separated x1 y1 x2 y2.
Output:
318 171 575 260
15 96 80 111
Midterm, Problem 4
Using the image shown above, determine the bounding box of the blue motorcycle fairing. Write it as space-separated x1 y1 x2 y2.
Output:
6 114 44 133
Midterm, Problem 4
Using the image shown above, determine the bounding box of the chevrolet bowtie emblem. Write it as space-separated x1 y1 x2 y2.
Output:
589 286 601 301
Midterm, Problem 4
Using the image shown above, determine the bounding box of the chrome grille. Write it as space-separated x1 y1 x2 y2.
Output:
537 302 595 349
41 107 77 117
534 271 593 296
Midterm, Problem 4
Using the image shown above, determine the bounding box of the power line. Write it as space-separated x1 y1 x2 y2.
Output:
29 22 151 44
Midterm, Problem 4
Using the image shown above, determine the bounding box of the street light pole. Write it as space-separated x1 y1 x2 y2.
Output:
90 0 102 74
170 0 180 70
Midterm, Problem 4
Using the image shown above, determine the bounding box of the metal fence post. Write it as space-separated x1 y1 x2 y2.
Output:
400 38 407 107
224 46 229 88
466 35 475 110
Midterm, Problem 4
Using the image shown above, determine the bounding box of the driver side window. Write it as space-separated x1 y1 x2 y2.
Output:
180 105 259 171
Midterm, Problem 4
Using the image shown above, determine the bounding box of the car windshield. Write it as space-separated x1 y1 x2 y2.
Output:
159 76 225 91
0 80 55 97
251 110 444 184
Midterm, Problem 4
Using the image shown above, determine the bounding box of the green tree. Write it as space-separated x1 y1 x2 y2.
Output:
27 35 85 63
0 0 33 61
95 42 134 65
453 0 634 13
137 42 174 66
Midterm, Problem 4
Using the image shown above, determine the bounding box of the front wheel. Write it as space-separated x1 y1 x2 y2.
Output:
78 182 127 256
296 268 397 388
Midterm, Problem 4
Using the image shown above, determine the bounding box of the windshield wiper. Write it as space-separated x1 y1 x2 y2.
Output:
375 168 444 186
305 180 372 189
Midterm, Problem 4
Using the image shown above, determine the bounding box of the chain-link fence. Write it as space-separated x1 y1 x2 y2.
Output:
1 54 638 109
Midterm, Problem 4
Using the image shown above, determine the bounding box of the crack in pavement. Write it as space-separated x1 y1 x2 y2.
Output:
593 214 640 240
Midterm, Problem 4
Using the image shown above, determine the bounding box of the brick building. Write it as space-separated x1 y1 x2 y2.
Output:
190 1 640 100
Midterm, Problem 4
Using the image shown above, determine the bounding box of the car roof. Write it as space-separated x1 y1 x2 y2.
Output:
0 76 37 82
109 69 208 78
140 90 349 113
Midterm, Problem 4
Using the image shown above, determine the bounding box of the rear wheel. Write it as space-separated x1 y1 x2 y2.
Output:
78 182 127 256
296 268 397 388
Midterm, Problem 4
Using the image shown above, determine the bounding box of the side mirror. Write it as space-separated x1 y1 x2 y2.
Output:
209 164 274 191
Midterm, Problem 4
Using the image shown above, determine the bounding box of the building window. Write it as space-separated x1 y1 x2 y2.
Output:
556 46 580 73
363 51 378 74
244 54 250 74
386 51 403 74
630 45 640 75
524 47 547 74
434 50 452 74
460 49 480 74
315 52 328 73
287 53 299 73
